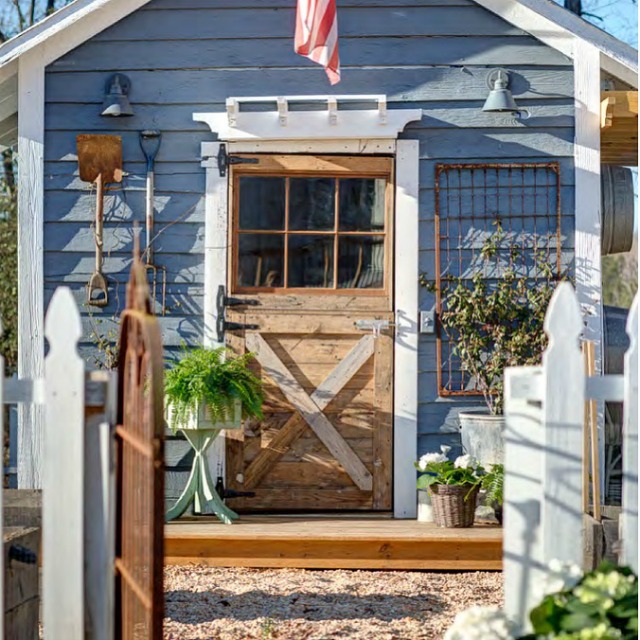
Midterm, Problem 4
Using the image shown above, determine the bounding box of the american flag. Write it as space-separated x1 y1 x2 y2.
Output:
295 0 341 85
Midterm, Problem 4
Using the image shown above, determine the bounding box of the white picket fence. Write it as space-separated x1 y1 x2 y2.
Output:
503 282 638 632
1 287 116 640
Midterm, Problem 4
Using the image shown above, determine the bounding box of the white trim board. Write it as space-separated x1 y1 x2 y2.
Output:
201 141 228 490
199 105 421 518
194 102 422 142
394 139 420 519
573 41 606 494
17 48 45 489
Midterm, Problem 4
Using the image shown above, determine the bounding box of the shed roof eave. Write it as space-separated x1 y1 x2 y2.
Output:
477 0 638 87
0 112 18 150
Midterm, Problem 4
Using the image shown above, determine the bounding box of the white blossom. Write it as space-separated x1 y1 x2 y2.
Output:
444 606 516 640
417 452 448 471
535 559 583 599
454 454 478 470
440 445 452 456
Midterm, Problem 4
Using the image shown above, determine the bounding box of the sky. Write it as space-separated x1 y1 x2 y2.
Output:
571 0 637 47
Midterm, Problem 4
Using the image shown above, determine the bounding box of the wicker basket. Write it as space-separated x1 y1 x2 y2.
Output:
429 484 479 528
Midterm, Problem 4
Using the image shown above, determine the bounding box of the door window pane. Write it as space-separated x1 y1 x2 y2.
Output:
339 178 386 231
239 177 286 230
337 236 385 289
238 234 284 287
288 235 335 288
289 178 336 231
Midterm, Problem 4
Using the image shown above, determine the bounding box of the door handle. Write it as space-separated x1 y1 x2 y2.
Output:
354 319 395 337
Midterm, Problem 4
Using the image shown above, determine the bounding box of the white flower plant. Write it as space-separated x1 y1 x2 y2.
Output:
415 446 485 497
444 560 638 640
445 606 516 640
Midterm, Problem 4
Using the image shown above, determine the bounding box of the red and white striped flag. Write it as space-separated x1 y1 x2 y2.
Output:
295 0 341 85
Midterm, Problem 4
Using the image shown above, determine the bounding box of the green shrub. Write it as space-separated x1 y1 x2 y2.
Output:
524 562 638 640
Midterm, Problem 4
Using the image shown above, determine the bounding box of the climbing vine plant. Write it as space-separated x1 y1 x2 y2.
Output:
422 223 563 415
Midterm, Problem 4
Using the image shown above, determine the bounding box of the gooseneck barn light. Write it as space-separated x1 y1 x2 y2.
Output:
482 69 530 120
101 73 134 117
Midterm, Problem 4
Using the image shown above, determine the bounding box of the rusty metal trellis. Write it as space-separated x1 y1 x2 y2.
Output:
115 246 165 640
434 162 562 396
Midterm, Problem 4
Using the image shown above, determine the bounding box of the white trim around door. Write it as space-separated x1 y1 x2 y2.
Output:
197 97 421 518
394 139 420 519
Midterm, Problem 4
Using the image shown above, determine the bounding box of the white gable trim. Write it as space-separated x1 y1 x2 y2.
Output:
0 0 152 68
477 0 637 86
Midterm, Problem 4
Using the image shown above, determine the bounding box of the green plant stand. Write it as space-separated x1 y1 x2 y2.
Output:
165 401 243 525
165 427 239 525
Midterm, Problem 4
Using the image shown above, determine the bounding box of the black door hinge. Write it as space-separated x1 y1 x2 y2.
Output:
216 285 260 342
217 144 259 177
216 285 260 310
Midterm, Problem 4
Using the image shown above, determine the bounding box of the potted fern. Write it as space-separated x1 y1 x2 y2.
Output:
481 463 504 525
165 346 264 433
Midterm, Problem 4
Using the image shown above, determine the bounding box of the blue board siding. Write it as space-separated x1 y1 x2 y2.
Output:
43 0 574 464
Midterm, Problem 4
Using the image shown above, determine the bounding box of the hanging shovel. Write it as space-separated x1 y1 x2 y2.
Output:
139 130 167 315
77 134 123 307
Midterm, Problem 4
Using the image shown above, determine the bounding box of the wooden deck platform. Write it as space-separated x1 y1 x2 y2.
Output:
165 516 502 571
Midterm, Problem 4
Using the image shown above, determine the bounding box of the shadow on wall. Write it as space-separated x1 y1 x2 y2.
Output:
44 167 207 356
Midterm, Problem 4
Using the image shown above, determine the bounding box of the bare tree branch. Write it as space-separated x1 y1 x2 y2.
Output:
12 0 26 32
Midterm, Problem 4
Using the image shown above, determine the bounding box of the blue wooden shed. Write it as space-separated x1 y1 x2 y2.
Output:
0 0 636 520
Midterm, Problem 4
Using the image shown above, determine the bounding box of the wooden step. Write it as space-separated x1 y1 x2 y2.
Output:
165 516 502 570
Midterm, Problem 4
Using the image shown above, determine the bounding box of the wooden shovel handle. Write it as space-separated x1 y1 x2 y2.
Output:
95 173 105 272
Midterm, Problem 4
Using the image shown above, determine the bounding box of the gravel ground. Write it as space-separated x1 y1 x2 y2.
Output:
164 566 503 640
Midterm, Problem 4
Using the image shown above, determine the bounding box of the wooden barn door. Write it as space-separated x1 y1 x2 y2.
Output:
224 154 394 512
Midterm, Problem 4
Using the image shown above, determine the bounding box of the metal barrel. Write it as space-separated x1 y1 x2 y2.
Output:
601 166 634 256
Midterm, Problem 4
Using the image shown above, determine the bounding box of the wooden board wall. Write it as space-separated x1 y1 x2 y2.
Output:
42 0 575 497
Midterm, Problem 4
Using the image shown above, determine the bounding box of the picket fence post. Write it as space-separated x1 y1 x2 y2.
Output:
85 370 117 640
503 365 545 632
504 283 586 633
42 288 85 639
621 297 638 572
505 284 639 632
541 283 585 566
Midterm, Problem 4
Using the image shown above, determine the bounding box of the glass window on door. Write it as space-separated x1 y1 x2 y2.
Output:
232 155 393 293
